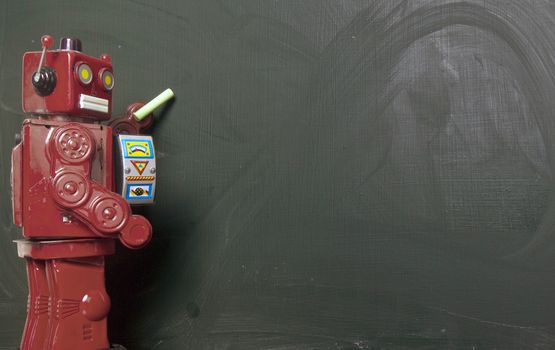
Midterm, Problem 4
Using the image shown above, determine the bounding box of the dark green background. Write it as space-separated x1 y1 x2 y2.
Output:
3 0 555 349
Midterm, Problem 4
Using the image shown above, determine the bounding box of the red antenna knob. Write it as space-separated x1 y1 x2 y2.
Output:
41 35 54 50
33 35 56 96
100 53 112 63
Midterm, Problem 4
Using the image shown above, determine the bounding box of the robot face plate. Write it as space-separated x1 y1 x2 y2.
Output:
22 50 113 120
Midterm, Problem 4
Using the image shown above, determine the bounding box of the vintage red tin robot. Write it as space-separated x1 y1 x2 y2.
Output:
11 35 173 350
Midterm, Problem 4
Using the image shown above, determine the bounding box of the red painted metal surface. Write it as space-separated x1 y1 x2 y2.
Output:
15 239 116 260
17 240 115 350
45 256 111 350
12 35 154 350
11 142 22 226
20 260 49 350
22 49 113 119
109 102 154 135
18 118 114 239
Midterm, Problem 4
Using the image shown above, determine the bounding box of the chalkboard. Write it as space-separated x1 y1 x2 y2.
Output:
2 0 555 349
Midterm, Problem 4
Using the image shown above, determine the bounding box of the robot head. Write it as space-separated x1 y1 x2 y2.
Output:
22 35 114 120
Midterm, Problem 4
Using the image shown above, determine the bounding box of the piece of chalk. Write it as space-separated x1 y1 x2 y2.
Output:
133 88 175 121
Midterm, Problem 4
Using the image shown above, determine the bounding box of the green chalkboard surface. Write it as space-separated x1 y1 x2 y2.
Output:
2 1 555 349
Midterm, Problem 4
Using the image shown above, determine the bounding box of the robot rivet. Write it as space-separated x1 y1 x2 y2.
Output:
64 181 78 195
150 167 156 174
102 207 117 220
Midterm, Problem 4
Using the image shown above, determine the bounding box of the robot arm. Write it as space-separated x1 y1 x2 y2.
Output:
110 89 174 135
110 90 173 206
47 123 152 249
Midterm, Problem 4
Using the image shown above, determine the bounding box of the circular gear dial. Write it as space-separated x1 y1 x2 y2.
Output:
54 125 95 163
52 171 91 208
90 196 128 233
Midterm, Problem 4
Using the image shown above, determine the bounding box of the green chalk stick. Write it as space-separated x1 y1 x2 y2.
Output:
133 88 175 121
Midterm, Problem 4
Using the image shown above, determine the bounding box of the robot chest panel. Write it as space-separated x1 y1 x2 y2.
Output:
20 119 113 238
116 134 157 205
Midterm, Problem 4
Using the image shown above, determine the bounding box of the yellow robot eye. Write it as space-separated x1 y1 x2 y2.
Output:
76 63 93 85
100 69 114 91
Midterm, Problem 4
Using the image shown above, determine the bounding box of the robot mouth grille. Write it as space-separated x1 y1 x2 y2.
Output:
79 94 109 114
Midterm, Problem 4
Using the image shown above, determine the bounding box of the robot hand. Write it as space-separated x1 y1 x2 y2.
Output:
110 89 174 135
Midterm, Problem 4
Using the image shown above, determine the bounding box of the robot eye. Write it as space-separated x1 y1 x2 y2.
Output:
76 63 93 85
99 69 114 91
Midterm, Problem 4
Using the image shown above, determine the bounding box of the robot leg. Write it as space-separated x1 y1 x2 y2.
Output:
20 259 50 350
45 256 111 350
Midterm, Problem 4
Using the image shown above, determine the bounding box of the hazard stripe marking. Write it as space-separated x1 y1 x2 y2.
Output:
126 176 155 181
